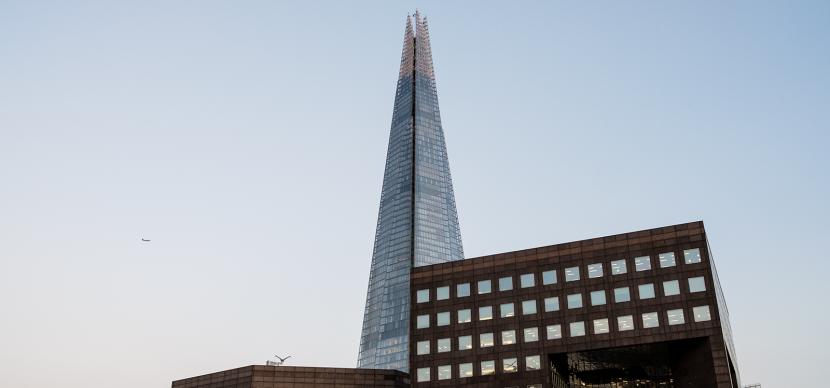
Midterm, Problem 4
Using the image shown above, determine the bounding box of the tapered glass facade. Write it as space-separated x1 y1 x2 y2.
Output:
357 12 465 372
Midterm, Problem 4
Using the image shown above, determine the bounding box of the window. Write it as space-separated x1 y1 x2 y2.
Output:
481 360 495 375
547 324 562 339
638 283 655 299
520 273 535 288
437 312 450 326
658 252 676 268
634 256 651 271
501 330 516 345
522 299 537 315
617 315 634 331
689 276 706 293
436 286 450 300
544 296 560 312
567 293 583 309
524 327 539 342
478 279 492 294
416 340 429 355
542 270 557 285
611 259 627 275
480 332 494 347
457 283 470 298
667 309 685 325
590 290 607 306
458 335 472 350
416 289 429 303
663 280 680 296
416 314 429 329
693 305 712 322
458 309 471 323
437 365 451 380
588 263 603 278
684 248 702 264
499 276 513 291
593 318 609 334
479 306 493 321
642 312 659 328
503 358 518 373
500 303 515 318
570 321 586 336
614 287 631 303
417 367 430 382
565 266 580 282
526 355 541 371
458 363 473 378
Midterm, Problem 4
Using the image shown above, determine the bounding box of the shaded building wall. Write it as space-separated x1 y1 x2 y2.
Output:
172 366 410 388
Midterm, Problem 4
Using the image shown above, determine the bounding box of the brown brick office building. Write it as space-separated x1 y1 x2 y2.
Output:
409 221 739 387
171 365 409 388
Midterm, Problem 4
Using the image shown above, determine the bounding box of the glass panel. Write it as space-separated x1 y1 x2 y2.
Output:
499 276 513 291
638 283 655 299
593 318 609 334
477 279 491 294
522 300 537 315
480 332 494 347
611 259 627 275
503 358 518 373
614 287 631 303
567 293 583 309
458 363 473 378
617 315 634 331
524 327 539 342
481 360 495 375
520 273 535 288
642 312 659 328
458 309 471 323
570 321 586 337
501 330 516 345
544 296 560 312
658 252 676 268
565 266 580 282
458 335 472 350
684 248 702 264
500 303 515 318
437 338 450 353
663 280 680 296
667 309 685 325
547 324 562 339
588 263 603 278
693 305 712 322
479 306 493 320
457 283 470 297
542 270 557 285
437 365 451 380
689 276 706 292
416 314 429 329
590 290 606 306
417 367 430 382
436 312 450 326
416 340 429 355
526 355 541 370
436 286 450 300
416 289 429 303
634 256 651 271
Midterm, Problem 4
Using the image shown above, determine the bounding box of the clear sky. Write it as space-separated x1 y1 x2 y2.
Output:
1 1 827 387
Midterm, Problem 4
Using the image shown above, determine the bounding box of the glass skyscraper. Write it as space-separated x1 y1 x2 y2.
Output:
357 12 465 372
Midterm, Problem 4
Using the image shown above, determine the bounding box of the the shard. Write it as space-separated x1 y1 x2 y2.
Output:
357 12 465 372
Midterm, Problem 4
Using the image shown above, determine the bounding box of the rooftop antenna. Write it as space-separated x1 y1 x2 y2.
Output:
266 354 292 367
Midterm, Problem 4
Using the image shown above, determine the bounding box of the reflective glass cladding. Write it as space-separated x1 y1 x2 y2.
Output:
358 13 465 372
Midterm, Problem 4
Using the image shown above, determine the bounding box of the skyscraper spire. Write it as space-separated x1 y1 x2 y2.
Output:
357 13 464 372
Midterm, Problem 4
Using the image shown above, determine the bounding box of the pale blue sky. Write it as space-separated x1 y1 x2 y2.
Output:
1 1 828 387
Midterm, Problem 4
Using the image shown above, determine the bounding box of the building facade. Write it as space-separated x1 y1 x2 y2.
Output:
171 365 409 388
409 221 740 387
358 11 465 372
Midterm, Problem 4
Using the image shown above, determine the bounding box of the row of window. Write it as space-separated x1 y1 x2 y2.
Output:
416 276 708 328
416 248 703 303
415 355 543 382
415 305 712 357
